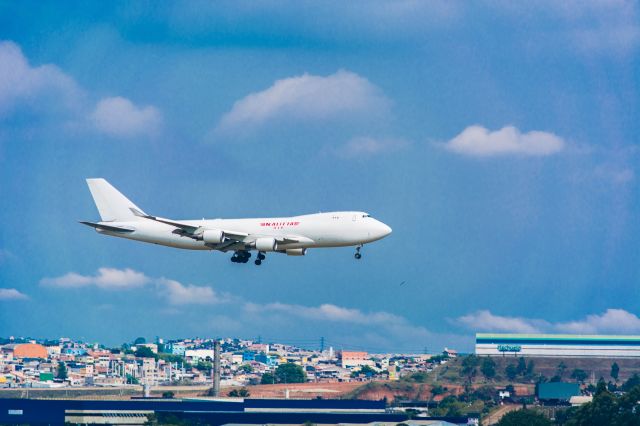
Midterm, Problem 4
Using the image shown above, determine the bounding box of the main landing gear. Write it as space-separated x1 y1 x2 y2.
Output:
354 245 362 260
231 251 251 263
230 251 266 265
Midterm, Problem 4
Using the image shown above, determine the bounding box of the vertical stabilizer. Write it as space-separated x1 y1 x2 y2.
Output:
86 178 146 222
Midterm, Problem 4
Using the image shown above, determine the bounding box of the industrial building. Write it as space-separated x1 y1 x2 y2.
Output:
476 333 640 357
0 398 472 425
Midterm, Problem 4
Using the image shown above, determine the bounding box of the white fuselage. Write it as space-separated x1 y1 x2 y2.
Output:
96 211 392 251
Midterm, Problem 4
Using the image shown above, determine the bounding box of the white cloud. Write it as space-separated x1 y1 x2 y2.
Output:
0 40 162 139
594 164 635 185
455 308 640 335
156 278 225 305
0 288 29 301
571 25 640 56
40 267 224 306
91 97 162 138
41 267 150 289
554 0 640 55
0 40 81 117
556 309 640 334
38 266 445 350
216 70 389 133
491 1 640 56
444 125 565 157
245 302 432 343
456 310 549 334
337 136 409 159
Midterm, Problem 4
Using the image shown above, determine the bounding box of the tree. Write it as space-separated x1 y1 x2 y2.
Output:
536 374 548 384
481 357 496 379
239 364 253 374
430 354 449 363
126 373 139 385
571 369 588 384
560 384 640 425
497 409 552 426
431 395 464 417
621 373 640 391
516 357 527 376
566 383 617 425
158 353 185 364
610 362 619 382
275 363 307 383
134 337 146 345
461 355 479 382
261 372 275 384
526 360 535 377
162 391 175 399
556 361 567 379
505 364 518 381
134 346 157 359
195 360 212 374
56 361 68 380
353 365 377 377
473 385 497 402
229 388 250 397
431 384 445 396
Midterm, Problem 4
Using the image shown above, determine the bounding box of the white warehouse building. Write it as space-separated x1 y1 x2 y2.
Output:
476 333 640 358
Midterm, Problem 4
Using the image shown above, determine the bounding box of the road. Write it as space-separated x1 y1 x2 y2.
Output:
483 404 520 425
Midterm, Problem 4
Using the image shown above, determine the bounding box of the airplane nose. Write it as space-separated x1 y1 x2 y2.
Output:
372 220 392 239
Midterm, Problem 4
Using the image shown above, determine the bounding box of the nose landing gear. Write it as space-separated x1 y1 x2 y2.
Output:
354 245 362 260
255 252 266 266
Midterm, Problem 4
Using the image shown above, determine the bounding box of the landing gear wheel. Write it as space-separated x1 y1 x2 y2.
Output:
231 251 251 263
255 259 262 265
257 252 266 260
354 253 362 259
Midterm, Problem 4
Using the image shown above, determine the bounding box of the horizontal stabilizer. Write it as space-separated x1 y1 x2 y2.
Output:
79 221 135 233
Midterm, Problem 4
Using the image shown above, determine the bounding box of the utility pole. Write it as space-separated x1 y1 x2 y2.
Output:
213 340 221 397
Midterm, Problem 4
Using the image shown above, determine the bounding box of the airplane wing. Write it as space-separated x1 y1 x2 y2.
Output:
130 208 249 241
129 208 308 249
79 221 135 233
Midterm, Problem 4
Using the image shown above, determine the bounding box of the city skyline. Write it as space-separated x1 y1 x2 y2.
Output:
1 1 639 352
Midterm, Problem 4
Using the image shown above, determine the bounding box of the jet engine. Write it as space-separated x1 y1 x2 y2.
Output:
202 229 225 244
285 248 307 256
255 237 277 251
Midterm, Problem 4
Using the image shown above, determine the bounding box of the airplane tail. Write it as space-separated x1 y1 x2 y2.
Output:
86 178 146 222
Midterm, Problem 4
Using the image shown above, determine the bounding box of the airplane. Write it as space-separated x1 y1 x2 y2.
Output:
81 178 392 265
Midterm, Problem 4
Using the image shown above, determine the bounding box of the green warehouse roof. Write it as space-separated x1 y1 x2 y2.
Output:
537 382 581 401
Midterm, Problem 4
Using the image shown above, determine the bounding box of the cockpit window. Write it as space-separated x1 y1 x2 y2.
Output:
362 214 371 218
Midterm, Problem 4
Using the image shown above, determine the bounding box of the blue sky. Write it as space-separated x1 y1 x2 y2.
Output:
1 1 639 352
